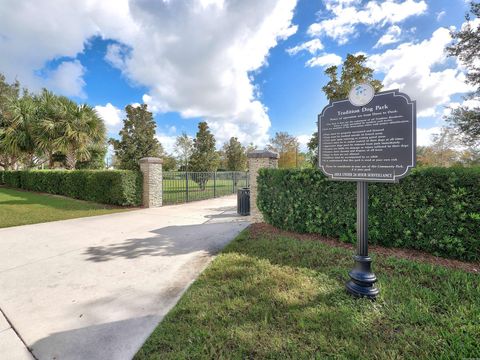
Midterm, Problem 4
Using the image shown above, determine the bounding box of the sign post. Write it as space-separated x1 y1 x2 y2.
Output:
318 84 416 299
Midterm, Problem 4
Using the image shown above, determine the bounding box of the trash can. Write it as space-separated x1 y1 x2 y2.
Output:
237 187 250 216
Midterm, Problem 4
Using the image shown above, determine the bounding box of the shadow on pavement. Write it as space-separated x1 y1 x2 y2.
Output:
84 222 248 262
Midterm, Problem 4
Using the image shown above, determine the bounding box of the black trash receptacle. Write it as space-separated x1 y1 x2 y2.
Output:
237 187 250 216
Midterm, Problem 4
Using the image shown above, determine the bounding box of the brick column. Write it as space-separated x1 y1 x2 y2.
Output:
139 157 163 208
247 150 279 222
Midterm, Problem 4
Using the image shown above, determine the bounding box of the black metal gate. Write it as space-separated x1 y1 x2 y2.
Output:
162 171 249 205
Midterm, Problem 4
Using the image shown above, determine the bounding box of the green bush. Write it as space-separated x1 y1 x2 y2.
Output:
0 170 142 206
257 167 480 262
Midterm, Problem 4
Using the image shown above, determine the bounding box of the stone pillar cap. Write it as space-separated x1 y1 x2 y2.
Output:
247 149 279 159
139 157 163 164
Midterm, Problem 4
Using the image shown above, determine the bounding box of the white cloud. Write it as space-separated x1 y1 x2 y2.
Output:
104 43 129 71
120 0 298 146
417 127 441 146
0 0 298 146
156 132 177 154
308 0 427 45
443 98 480 117
306 53 342 68
460 17 480 32
374 25 402 48
368 28 474 117
44 60 86 98
296 134 311 152
287 39 324 55
94 103 124 135
436 10 446 22
461 98 480 109
0 0 137 97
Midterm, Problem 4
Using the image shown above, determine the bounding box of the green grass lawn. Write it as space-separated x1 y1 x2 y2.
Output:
0 187 129 228
162 178 249 204
136 227 480 359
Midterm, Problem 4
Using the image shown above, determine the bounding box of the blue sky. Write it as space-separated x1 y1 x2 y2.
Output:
0 0 475 153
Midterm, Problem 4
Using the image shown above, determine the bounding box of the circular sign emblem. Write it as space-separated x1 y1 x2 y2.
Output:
348 83 375 106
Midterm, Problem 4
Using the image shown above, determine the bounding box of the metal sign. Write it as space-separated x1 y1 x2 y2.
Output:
317 85 417 299
318 89 416 183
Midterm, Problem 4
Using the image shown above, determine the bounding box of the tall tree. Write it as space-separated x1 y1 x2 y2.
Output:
422 127 460 167
416 127 480 167
34 90 63 168
189 121 218 172
446 2 480 146
174 132 193 171
189 122 218 190
75 145 107 169
458 147 480 166
2 93 42 168
446 106 479 146
223 137 247 171
431 127 464 166
162 154 177 171
0 74 107 170
268 132 300 168
308 54 383 165
110 104 163 170
217 148 227 170
322 54 383 102
447 2 480 91
0 75 21 169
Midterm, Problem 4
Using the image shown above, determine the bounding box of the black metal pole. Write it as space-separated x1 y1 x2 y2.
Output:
232 172 236 193
185 172 189 203
214 172 217 198
345 181 379 299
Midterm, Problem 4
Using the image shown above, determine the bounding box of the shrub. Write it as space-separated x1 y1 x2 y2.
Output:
0 170 142 206
257 167 480 262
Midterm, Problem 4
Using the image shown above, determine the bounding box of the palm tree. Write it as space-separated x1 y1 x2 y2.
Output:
55 97 106 169
0 74 20 169
35 90 62 168
1 93 40 168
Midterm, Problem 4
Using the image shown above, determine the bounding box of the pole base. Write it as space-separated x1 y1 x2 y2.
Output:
345 255 379 299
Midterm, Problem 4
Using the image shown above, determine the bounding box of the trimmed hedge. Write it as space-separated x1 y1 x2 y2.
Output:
257 167 480 262
0 170 142 206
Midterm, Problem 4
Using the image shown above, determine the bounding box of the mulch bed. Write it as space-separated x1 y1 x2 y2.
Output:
248 223 479 274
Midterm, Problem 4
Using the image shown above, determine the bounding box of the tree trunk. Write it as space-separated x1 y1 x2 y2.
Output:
26 153 36 169
0 155 16 170
66 151 77 170
48 150 55 169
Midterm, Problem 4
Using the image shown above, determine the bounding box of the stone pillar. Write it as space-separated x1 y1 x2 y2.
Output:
247 150 279 222
139 157 163 208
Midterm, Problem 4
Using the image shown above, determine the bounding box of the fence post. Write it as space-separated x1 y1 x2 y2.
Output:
213 172 217 198
247 150 279 222
185 171 189 203
232 172 236 193
139 157 163 208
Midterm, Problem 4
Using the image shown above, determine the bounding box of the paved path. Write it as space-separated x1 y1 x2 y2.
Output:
0 195 249 360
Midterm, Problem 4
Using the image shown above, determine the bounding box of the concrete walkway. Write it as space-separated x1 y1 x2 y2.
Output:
0 195 249 360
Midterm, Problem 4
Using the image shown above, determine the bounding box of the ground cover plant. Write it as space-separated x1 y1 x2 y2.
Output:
135 225 480 359
0 188 128 228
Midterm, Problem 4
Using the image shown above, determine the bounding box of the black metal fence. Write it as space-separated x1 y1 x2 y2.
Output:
162 171 249 205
